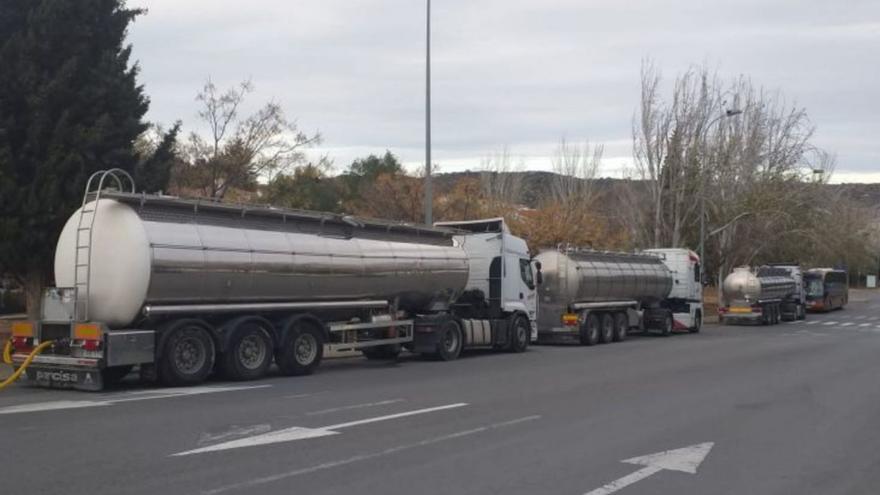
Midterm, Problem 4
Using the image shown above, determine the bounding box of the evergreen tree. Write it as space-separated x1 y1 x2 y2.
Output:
0 0 149 315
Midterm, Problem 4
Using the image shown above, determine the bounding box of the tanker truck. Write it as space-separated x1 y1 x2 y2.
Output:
535 247 703 345
718 266 798 325
8 170 537 391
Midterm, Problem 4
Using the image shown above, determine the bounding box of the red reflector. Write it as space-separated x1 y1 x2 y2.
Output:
82 339 101 351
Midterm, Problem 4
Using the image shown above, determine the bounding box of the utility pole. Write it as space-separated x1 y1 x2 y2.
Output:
424 0 433 225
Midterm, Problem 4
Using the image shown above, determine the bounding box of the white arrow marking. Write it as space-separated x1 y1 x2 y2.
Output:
172 402 468 456
583 442 714 495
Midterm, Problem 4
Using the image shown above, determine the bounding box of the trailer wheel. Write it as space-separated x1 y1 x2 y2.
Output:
159 320 216 387
220 319 274 380
580 313 600 346
613 312 628 342
435 320 463 361
659 312 673 336
599 313 614 343
689 310 702 333
276 321 324 376
508 315 529 353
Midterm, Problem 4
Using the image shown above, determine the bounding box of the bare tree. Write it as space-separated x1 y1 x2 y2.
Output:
174 79 321 199
480 147 525 216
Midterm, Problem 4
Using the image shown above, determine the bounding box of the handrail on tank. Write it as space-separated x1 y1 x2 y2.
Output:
84 168 136 198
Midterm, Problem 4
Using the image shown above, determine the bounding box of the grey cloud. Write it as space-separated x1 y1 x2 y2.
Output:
129 0 880 179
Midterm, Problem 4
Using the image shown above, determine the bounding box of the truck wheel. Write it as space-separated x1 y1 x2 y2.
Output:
660 313 673 336
159 320 216 387
771 306 780 325
362 344 402 360
689 311 702 333
220 320 274 381
613 312 628 342
436 320 463 361
797 304 806 320
599 313 614 343
580 313 600 346
276 321 324 376
507 315 529 353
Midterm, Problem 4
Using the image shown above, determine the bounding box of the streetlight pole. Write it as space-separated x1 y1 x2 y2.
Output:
424 0 433 226
699 109 742 271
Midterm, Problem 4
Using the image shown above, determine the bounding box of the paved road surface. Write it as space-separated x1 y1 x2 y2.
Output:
2 291 880 495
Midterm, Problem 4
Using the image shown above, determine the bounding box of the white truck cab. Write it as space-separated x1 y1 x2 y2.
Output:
435 218 538 342
644 248 704 332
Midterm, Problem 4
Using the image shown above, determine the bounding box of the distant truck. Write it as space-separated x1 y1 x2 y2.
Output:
719 266 800 325
8 170 538 391
804 268 849 312
535 247 703 345
759 263 807 320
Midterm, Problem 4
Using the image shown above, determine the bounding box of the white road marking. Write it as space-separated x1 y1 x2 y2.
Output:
806 321 819 325
822 321 838 326
840 323 854 327
202 415 541 495
306 399 405 416
0 384 272 415
859 323 871 327
583 442 714 495
174 402 469 456
199 425 273 446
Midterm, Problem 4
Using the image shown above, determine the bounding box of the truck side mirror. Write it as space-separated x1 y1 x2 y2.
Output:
701 274 709 287
534 261 543 286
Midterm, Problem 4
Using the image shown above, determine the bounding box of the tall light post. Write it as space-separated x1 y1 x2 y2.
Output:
424 0 433 225
699 108 742 271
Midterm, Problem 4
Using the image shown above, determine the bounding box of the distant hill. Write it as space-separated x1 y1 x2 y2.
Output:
433 171 880 212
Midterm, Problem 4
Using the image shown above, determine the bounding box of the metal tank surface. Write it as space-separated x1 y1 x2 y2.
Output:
55 193 469 328
722 266 796 303
535 249 673 329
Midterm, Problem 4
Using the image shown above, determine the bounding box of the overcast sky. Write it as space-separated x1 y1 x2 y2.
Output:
128 0 880 183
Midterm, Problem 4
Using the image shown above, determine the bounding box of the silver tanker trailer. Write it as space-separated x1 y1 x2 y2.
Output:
535 247 703 345
719 266 798 325
9 170 538 390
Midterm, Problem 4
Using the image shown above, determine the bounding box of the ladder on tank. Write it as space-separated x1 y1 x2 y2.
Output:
73 169 136 322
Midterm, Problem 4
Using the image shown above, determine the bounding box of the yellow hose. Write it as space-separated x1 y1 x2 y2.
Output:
0 340 54 391
2 339 12 365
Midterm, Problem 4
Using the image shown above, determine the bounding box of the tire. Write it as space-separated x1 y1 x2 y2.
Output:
599 313 614 343
101 365 133 387
362 344 402 360
275 320 324 376
159 320 216 387
689 310 702 333
613 312 628 342
508 315 530 353
772 305 780 325
579 313 600 346
436 320 463 361
659 312 673 336
797 304 806 320
220 319 274 381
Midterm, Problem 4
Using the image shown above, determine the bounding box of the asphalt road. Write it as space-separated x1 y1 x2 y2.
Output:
3 291 880 495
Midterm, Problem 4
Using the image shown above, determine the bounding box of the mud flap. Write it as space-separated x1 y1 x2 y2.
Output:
25 366 104 391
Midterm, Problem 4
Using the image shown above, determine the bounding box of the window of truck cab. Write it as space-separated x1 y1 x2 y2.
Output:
519 258 534 289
